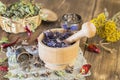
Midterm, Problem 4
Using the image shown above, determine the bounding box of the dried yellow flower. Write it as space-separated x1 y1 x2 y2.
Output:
91 13 106 28
91 13 120 42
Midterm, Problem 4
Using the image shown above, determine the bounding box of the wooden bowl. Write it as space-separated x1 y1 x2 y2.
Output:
38 28 80 70
0 15 41 33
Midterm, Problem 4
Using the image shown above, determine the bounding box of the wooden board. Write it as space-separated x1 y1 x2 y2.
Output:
85 0 120 80
0 0 120 80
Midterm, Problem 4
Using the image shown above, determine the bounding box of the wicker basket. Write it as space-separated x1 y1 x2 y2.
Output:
0 15 41 33
38 28 80 70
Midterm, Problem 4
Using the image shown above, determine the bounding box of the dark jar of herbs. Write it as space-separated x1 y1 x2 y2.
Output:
61 13 82 31
15 48 30 63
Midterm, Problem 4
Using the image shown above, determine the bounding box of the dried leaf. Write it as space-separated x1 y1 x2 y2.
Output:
4 72 12 78
54 71 65 77
40 71 51 77
0 37 9 44
65 66 74 73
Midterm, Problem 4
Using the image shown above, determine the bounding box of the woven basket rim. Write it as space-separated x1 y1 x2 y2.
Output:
0 14 40 20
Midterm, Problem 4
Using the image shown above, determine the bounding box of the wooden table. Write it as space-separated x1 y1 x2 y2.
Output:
0 0 120 80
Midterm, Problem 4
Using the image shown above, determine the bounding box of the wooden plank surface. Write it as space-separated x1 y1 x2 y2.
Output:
85 0 120 80
0 0 120 80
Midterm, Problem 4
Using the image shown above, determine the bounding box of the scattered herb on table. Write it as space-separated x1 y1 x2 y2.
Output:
32 73 39 77
1 37 20 48
23 74 28 78
54 71 65 77
21 40 29 45
65 66 74 73
40 71 51 77
0 37 9 44
0 58 7 63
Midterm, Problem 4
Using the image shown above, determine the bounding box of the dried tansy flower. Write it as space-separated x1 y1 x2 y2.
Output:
91 13 120 42
91 13 106 29
104 21 120 42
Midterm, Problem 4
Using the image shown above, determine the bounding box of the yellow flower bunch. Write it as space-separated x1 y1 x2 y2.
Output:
91 13 106 28
91 13 120 42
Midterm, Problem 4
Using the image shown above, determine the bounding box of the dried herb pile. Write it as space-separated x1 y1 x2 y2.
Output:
0 0 40 19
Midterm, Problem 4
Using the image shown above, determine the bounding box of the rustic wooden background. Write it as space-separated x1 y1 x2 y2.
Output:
0 0 120 80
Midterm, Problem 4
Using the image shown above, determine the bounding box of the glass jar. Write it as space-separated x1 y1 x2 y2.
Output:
61 13 82 31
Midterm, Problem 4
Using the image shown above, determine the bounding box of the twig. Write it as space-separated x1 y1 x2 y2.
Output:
96 42 110 46
99 40 117 53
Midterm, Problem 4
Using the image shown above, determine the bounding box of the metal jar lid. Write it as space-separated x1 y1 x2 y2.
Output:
61 13 82 30
62 13 82 24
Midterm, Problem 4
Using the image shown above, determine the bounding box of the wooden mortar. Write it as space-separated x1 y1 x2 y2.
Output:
38 22 96 70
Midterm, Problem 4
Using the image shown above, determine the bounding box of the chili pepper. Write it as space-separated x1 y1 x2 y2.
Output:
1 37 20 48
35 38 38 43
0 66 8 71
25 26 32 36
80 64 91 75
87 44 100 53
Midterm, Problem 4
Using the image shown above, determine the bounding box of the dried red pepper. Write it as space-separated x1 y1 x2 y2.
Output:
1 37 20 48
25 26 32 36
0 66 8 71
35 38 38 43
87 44 100 53
80 64 91 75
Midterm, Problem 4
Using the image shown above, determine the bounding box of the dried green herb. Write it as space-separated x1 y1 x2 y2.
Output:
112 11 120 28
0 37 9 44
54 71 65 77
0 1 6 14
0 0 40 19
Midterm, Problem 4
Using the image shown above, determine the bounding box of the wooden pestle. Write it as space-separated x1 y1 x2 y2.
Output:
64 22 96 43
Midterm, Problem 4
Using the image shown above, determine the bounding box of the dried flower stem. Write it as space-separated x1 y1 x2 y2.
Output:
99 40 117 53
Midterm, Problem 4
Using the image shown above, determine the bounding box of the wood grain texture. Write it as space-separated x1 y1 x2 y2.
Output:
0 0 120 80
85 0 120 80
